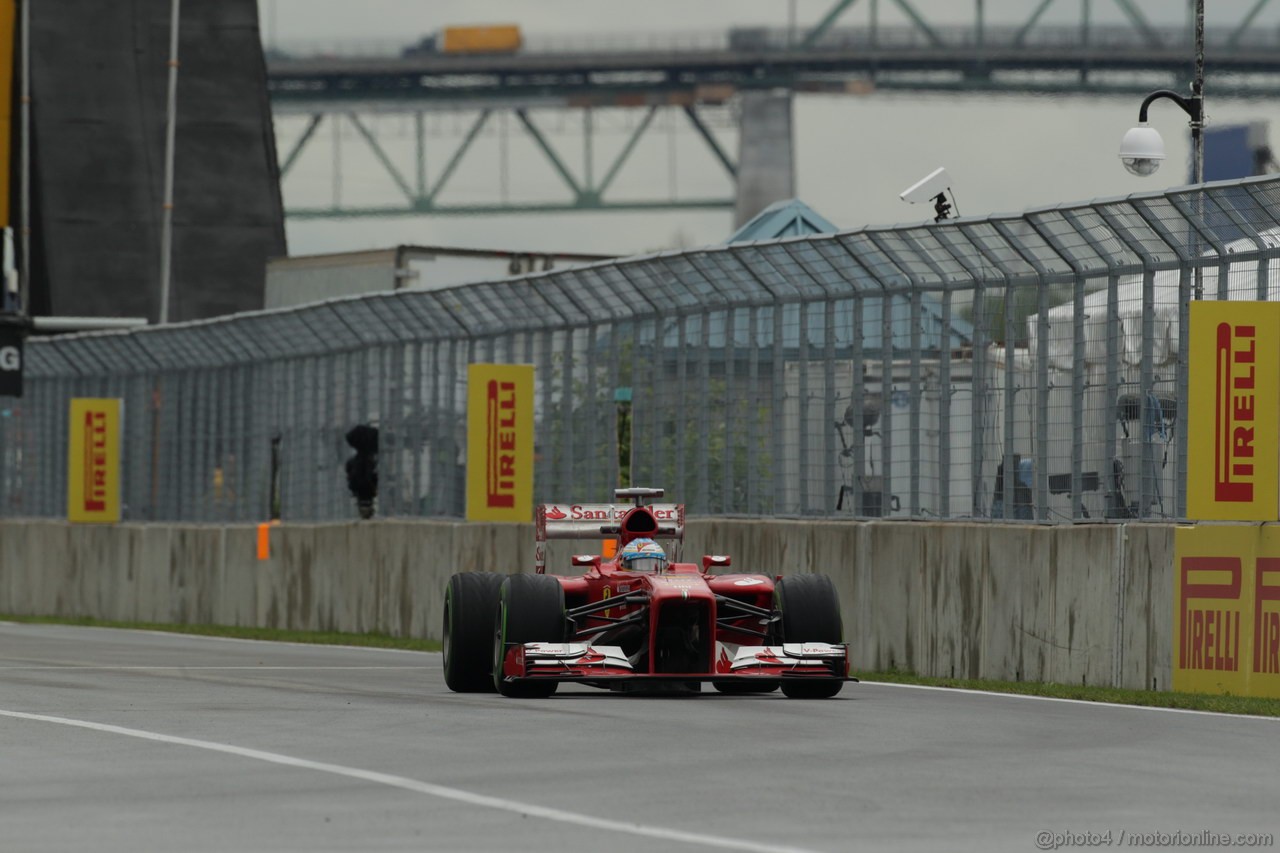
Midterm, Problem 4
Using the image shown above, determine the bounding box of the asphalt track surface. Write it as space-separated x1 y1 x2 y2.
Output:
2 623 1277 853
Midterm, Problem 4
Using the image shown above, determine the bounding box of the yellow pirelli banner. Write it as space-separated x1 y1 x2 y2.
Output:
1186 302 1280 521
1173 525 1280 698
67 398 122 523
465 364 533 522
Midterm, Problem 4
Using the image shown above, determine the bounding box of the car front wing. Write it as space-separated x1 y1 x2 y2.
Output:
500 640 851 684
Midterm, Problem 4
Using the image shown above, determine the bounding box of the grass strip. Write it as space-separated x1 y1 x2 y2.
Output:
0 614 441 652
859 669 1280 718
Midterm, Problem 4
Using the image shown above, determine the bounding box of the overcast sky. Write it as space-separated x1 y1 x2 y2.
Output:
260 1 1280 258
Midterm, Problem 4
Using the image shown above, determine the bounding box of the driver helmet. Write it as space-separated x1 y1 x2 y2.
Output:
619 538 667 572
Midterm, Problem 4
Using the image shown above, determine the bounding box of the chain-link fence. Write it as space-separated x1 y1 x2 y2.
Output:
4 176 1280 523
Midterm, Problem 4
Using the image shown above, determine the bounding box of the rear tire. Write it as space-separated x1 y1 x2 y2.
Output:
774 573 844 699
494 574 566 698
443 572 505 693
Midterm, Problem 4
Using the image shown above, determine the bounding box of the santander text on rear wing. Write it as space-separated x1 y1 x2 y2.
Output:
535 501 685 574
536 502 685 538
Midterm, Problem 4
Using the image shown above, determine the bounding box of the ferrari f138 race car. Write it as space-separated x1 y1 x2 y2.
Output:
443 487 851 698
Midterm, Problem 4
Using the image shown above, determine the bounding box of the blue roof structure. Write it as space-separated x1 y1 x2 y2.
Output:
726 199 840 243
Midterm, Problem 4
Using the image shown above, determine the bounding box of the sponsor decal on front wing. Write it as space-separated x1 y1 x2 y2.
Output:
717 642 847 672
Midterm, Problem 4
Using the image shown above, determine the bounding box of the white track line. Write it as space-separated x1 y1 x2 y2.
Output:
866 681 1280 720
0 709 819 853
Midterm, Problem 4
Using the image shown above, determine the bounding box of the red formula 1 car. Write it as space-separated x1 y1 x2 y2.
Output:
443 488 851 698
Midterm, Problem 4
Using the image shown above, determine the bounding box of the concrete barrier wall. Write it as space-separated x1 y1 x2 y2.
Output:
681 520 1175 690
0 519 1175 690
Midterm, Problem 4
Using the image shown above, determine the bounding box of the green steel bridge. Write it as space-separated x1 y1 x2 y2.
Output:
268 0 1280 220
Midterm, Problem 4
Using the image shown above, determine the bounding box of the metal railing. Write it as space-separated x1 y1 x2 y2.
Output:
5 176 1280 522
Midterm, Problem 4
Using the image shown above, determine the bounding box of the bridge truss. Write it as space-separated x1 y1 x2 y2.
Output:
277 102 740 220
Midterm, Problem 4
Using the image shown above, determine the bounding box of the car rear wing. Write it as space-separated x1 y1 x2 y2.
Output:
535 502 685 574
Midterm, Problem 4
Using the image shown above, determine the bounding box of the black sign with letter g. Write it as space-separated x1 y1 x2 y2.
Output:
0 323 24 397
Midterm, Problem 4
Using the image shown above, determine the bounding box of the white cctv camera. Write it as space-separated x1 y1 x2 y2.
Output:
1118 123 1165 176
900 167 956 221
899 167 953 204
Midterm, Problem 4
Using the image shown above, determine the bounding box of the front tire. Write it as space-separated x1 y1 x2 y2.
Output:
443 572 506 693
493 574 566 698
774 573 844 699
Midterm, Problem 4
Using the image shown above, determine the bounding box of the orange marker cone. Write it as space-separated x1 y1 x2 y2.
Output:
256 520 280 561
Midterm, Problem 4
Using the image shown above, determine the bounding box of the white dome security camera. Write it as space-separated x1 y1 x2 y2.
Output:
1119 123 1165 176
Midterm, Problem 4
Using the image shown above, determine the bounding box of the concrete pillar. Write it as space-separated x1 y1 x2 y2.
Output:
734 91 795 226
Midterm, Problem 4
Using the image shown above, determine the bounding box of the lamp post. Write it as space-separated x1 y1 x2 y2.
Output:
1118 0 1204 183
158 0 181 324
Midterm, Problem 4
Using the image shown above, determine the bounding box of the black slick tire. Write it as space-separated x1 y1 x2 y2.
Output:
493 574 566 698
774 573 844 699
443 572 505 693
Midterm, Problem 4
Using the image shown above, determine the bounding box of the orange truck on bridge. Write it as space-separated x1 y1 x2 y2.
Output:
403 25 523 57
